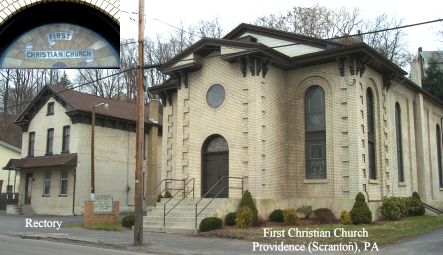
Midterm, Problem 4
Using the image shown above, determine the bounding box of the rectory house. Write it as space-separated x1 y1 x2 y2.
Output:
0 140 21 194
148 23 443 222
4 85 161 215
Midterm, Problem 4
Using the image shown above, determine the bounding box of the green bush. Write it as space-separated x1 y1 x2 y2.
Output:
121 214 135 229
340 210 352 225
225 212 237 226
283 208 299 225
236 207 253 229
350 192 372 224
410 192 425 216
297 205 313 219
269 209 284 222
380 197 403 220
156 194 163 202
164 189 172 198
314 208 337 224
239 190 258 219
398 197 409 217
199 217 223 232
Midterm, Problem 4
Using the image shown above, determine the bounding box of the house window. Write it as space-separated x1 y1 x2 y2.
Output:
367 88 377 180
43 172 51 196
46 128 54 155
47 102 54 115
28 132 35 157
305 85 326 179
62 126 70 153
60 171 68 196
395 103 404 183
206 84 225 108
437 125 443 188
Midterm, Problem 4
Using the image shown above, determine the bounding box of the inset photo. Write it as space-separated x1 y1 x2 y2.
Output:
0 0 120 69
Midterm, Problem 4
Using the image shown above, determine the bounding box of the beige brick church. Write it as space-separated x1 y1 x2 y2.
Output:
150 23 443 217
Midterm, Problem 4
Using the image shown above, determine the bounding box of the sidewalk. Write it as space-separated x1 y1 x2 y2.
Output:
0 214 257 255
13 228 258 255
3 214 443 255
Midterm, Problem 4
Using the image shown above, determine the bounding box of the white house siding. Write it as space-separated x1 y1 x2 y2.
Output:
0 145 20 193
19 96 158 215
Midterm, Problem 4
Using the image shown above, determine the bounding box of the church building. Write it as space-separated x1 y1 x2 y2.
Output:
149 23 443 218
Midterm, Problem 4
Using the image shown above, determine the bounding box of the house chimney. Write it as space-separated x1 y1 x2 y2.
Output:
410 47 424 87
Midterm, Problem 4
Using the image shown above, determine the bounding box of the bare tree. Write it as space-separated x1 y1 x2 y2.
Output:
256 5 410 67
360 14 411 67
76 69 123 98
256 5 360 38
0 68 62 146
143 18 224 91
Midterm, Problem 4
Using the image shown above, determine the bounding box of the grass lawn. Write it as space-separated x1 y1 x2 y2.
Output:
200 216 443 246
64 223 128 231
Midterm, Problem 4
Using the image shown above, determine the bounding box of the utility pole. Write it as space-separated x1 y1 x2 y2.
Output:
134 0 145 246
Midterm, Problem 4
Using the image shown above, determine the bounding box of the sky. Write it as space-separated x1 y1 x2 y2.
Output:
120 0 443 57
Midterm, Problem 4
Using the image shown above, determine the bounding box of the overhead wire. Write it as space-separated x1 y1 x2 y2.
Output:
2 17 443 113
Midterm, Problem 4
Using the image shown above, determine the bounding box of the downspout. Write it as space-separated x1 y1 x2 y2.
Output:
363 184 381 202
72 169 76 215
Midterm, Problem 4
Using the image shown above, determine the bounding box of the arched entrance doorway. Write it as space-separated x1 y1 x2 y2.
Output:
202 135 229 198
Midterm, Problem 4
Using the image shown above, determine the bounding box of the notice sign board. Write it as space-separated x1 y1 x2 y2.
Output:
93 194 113 214
0 23 119 68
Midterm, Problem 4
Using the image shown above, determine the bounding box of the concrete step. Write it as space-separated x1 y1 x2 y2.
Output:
143 198 230 232
145 211 214 218
143 221 196 229
146 205 218 213
144 216 211 223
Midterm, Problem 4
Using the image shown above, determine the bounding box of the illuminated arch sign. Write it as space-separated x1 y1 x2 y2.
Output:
0 23 119 68
0 1 120 69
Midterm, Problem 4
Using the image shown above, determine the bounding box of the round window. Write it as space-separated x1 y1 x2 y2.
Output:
206 84 225 108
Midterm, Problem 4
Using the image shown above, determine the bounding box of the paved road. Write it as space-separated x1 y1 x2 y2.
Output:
1 213 443 255
380 227 443 255
0 235 145 255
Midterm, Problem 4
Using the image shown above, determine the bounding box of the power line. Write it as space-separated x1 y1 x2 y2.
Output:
0 68 135 112
3 17 443 112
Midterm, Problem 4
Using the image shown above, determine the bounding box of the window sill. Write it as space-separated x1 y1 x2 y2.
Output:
45 153 53 156
440 188 443 191
42 194 50 197
368 179 379 184
46 113 54 116
303 179 328 184
61 151 70 154
398 182 407 187
59 194 68 197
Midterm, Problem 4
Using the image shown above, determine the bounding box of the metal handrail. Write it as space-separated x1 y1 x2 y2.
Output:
163 189 184 227
195 176 243 228
144 178 184 201
164 178 195 226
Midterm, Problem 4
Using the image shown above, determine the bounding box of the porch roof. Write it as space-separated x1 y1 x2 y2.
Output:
3 153 77 170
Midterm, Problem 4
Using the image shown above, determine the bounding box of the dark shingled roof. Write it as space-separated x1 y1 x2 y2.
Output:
15 85 162 128
50 86 161 126
3 153 77 170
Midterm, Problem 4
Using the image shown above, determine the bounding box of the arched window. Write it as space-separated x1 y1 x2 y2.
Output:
367 88 377 180
395 103 404 182
305 86 326 179
437 125 443 188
